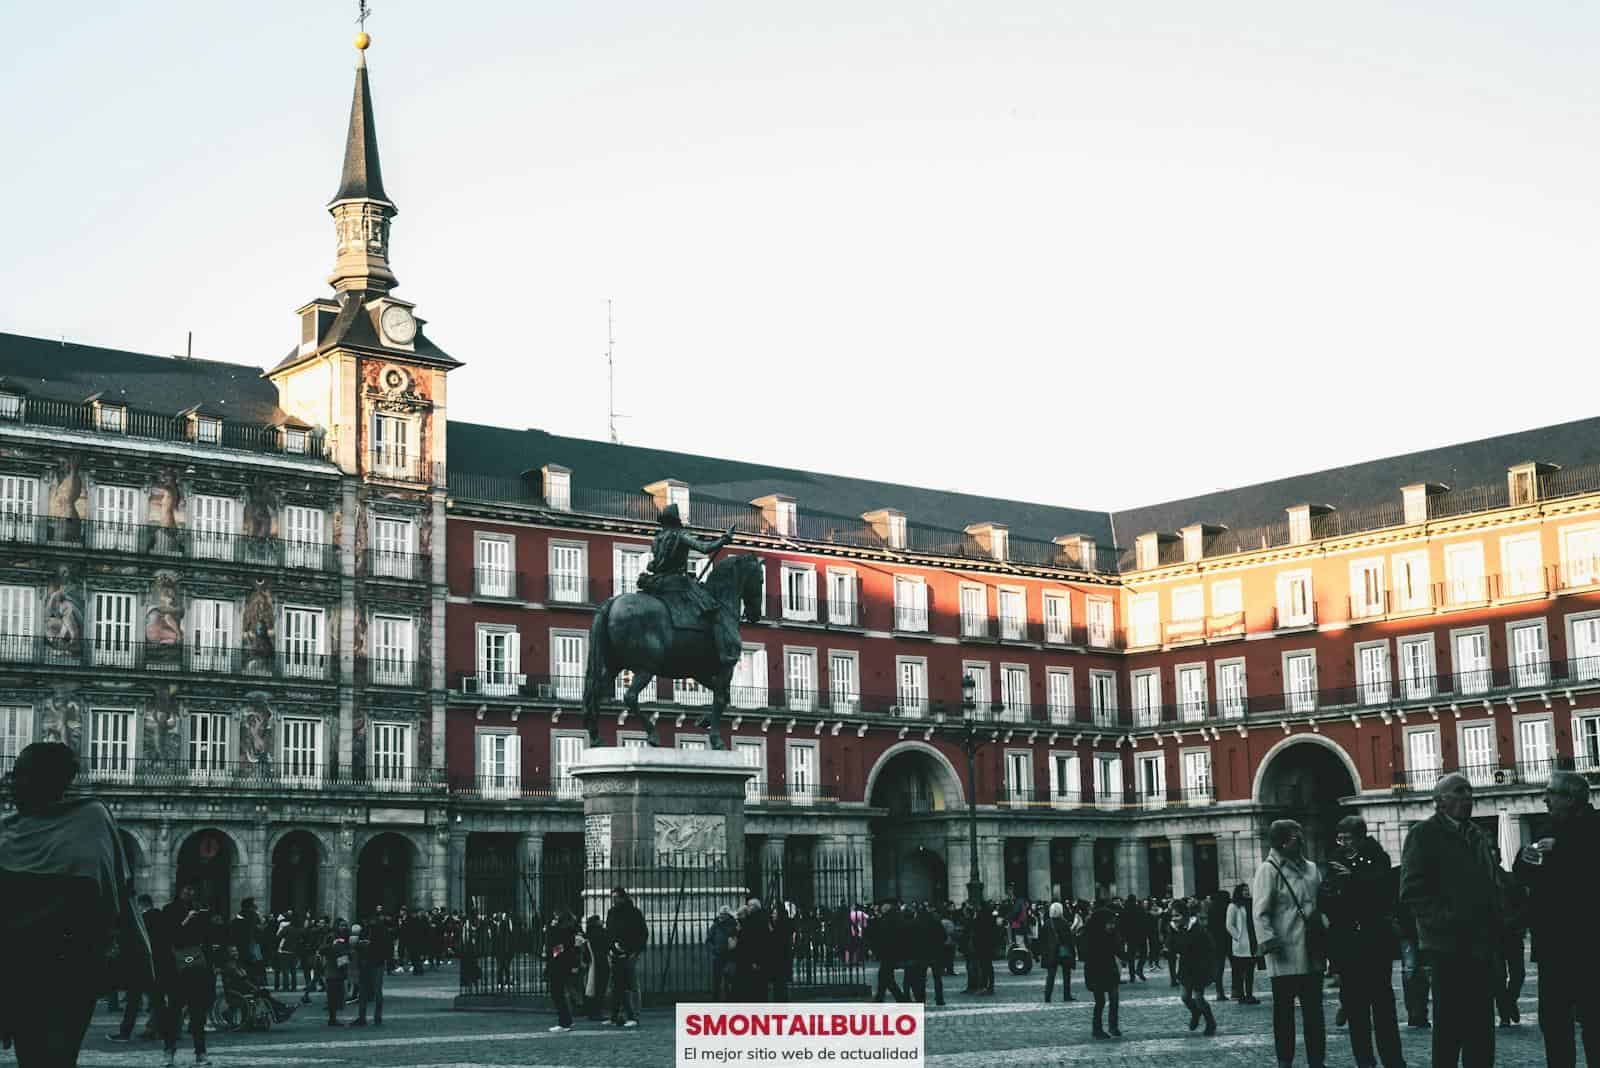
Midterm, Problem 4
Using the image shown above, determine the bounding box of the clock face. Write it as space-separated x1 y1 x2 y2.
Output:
380 304 417 344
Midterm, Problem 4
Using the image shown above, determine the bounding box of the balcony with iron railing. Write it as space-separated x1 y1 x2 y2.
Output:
471 567 529 601
544 575 610 607
1271 603 1319 631
0 755 445 795
0 516 338 571
1394 758 1559 794
366 447 433 484
0 634 338 682
364 655 424 688
0 393 333 460
364 547 430 582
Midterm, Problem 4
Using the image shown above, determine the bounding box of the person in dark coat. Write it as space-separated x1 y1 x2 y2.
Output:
1514 769 1600 1068
1081 905 1122 1038
1205 890 1231 1000
1175 900 1218 1036
605 887 647 1027
1323 815 1404 1068
1040 901 1076 1002
1492 856 1526 1028
1393 874 1429 1028
544 909 581 1032
705 906 737 1002
969 902 997 995
735 899 770 1001
768 900 796 1003
905 904 945 1006
868 901 905 1002
159 884 219 1064
1400 772 1502 1068
1117 896 1147 981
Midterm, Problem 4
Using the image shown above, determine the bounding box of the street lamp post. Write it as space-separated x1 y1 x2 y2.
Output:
961 674 984 905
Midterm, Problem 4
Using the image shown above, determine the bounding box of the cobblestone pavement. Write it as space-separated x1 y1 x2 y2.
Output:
0 961 1556 1068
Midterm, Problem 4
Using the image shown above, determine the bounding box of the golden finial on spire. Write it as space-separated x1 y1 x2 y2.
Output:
354 1 372 51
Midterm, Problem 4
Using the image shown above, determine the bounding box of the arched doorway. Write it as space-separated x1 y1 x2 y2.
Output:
357 833 417 919
176 829 237 914
865 743 964 901
1256 739 1360 863
271 831 323 918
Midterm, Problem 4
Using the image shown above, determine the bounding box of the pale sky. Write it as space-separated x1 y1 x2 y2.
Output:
3 1 1597 514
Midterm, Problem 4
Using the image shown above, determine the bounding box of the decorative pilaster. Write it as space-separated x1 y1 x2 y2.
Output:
1171 835 1196 899
1116 837 1151 899
1069 837 1095 902
1026 838 1051 902
447 827 467 912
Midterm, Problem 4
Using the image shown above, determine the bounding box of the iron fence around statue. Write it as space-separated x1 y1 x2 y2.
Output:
456 850 867 1007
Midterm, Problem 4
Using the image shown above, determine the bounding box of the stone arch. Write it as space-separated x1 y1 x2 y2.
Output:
864 741 966 810
175 827 245 914
356 831 424 918
1250 734 1363 805
268 826 332 866
270 828 331 919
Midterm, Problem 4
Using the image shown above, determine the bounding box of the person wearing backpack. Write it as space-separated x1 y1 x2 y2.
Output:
159 884 218 1067
1040 901 1076 1002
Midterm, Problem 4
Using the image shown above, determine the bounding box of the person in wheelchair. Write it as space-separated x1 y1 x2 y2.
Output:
215 947 296 1031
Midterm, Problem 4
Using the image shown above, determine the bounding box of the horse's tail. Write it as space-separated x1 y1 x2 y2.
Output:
581 597 613 726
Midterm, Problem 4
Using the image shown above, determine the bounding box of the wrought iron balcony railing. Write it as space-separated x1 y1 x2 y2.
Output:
0 516 338 570
0 634 337 681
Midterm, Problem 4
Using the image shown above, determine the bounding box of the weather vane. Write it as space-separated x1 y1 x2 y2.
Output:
354 0 372 51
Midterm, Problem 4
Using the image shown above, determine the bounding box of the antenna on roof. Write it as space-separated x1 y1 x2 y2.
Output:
606 298 628 445
185 331 192 360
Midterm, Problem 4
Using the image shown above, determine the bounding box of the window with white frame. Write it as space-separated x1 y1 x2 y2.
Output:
960 585 987 638
371 615 414 685
476 626 520 696
1289 509 1312 545
1086 597 1113 647
371 722 413 785
1276 571 1313 627
189 495 235 561
1131 669 1160 727
733 645 769 709
281 606 325 679
1508 621 1547 687
676 676 713 706
1043 593 1070 644
283 505 325 569
284 428 309 455
735 738 765 802
1136 753 1166 808
279 717 322 783
964 662 991 718
1570 613 1600 682
185 711 228 775
1004 750 1032 801
1211 580 1242 621
886 514 906 550
773 499 796 537
1129 594 1159 647
95 404 126 433
893 576 928 632
372 516 413 578
1094 753 1123 809
1453 629 1490 695
786 741 818 805
87 708 135 781
1445 542 1486 605
1090 670 1117 726
997 589 1025 640
990 529 1009 562
1048 752 1080 805
92 485 139 551
1216 659 1247 719
1350 558 1385 618
476 534 515 597
1177 664 1207 722
828 651 858 712
1046 668 1074 724
551 631 587 700
1576 714 1600 772
614 544 648 597
826 569 858 626
554 732 587 799
477 731 521 798
896 658 927 717
1561 526 1600 588
782 566 817 621
785 648 816 712
1136 540 1157 570
1398 635 1434 700
1000 664 1029 722
545 469 571 511
1393 551 1430 612
0 584 35 661
668 484 691 523
1517 716 1553 782
1459 721 1496 785
1502 534 1544 597
1356 642 1391 706
92 591 135 668
371 412 410 474
0 475 39 543
1172 586 1203 623
189 598 232 672
0 705 32 761
549 542 586 603
1284 651 1316 713
1182 749 1212 804
1405 727 1441 790
0 392 20 420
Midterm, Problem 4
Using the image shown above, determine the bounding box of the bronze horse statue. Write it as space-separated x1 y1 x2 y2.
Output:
581 553 765 748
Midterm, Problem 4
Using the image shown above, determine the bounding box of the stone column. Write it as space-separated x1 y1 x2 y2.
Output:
448 826 467 912
1116 837 1150 899
981 835 1005 899
851 834 874 904
153 820 175 906
1070 838 1095 902
1027 838 1051 902
430 824 449 908
334 825 356 919
945 831 975 904
1171 835 1196 899
519 829 544 870
763 834 788 874
246 816 269 913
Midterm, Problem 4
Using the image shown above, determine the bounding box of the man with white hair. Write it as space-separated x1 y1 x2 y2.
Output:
1399 772 1501 1068
1513 768 1600 1068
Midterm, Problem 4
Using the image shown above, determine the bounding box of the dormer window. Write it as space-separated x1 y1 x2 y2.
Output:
646 480 691 523
887 514 906 549
193 416 222 445
543 465 572 511
864 508 907 549
1136 534 1158 571
669 484 690 521
991 529 1008 562
775 500 796 537
94 403 126 433
1287 506 1312 546
966 523 1009 562
284 429 309 455
1507 463 1553 508
0 391 21 421
1401 483 1446 525
1182 526 1203 563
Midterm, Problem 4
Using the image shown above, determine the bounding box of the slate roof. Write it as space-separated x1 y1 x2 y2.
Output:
332 58 389 205
0 332 283 425
1109 415 1600 539
445 422 1118 547
267 291 461 376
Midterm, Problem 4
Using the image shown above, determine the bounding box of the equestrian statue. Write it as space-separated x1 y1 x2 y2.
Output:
581 504 764 749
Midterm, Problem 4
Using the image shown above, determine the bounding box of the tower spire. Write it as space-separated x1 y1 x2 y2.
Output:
327 21 398 294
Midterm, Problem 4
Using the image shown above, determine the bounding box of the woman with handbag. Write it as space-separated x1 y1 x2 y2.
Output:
1226 883 1261 1005
160 884 218 1067
1252 819 1328 1068
1040 902 1076 1002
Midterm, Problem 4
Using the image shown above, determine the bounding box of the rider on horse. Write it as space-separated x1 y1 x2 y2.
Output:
636 504 741 667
